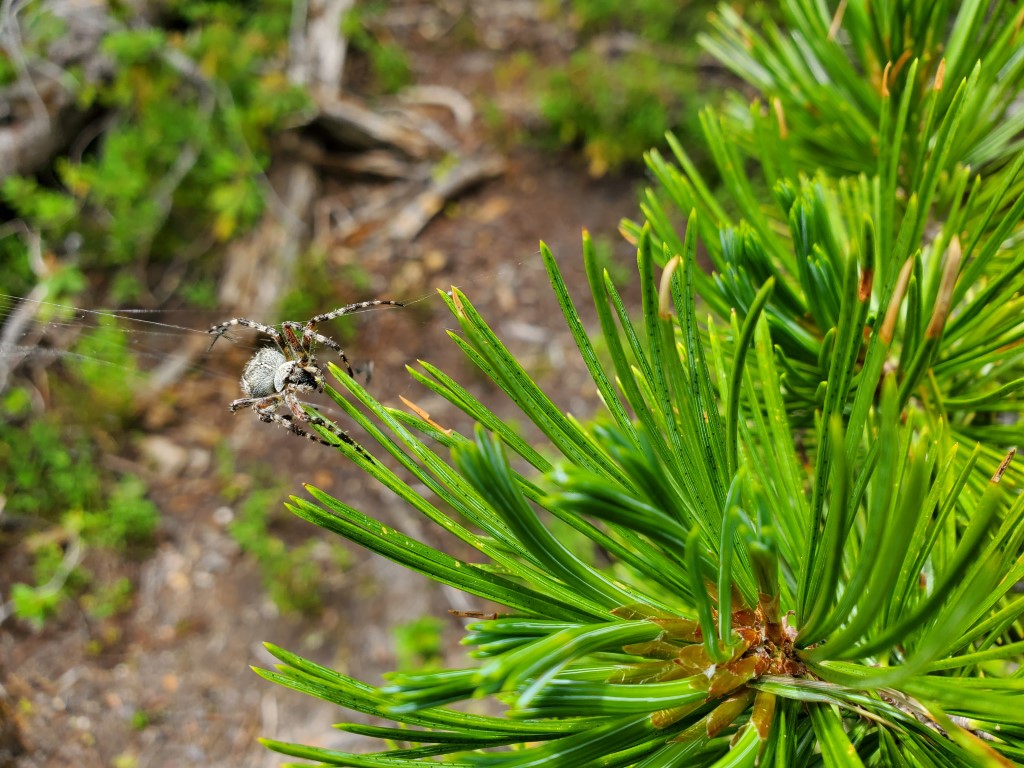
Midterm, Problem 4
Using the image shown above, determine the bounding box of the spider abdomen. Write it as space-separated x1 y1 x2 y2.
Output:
241 347 287 398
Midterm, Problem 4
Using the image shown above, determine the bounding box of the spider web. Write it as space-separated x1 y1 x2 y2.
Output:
0 298 411 413
0 292 234 397
0 251 548 421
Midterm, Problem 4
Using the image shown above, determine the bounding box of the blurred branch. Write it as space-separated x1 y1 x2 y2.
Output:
311 93 444 158
387 153 506 243
290 0 354 91
0 0 112 178
0 538 82 627
130 47 217 283
0 225 47 393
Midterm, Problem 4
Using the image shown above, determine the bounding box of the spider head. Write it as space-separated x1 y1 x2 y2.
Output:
277 359 324 394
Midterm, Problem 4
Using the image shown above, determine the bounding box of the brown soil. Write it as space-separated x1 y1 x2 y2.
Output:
2 6 651 767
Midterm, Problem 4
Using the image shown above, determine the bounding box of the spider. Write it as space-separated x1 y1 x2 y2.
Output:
208 300 403 450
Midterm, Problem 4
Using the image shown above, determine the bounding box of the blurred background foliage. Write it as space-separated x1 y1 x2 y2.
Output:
0 0 714 626
496 0 722 176
1 0 309 626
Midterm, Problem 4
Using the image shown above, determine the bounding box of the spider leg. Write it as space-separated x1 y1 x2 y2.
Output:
229 394 283 413
228 395 330 446
305 301 404 376
282 391 371 457
306 300 404 326
303 329 354 378
240 396 337 448
306 414 369 455
281 320 354 378
261 411 337 446
250 408 333 446
280 323 307 359
208 318 285 352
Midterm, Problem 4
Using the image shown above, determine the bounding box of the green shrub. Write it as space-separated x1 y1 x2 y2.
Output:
1 412 102 520
79 476 159 550
257 221 1023 765
522 0 715 175
342 3 413 94
540 49 692 176
10 581 66 629
253 3 1024 766
632 0 1024 483
1 405 157 627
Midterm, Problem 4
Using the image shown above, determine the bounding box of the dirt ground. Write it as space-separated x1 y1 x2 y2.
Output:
1 5 654 766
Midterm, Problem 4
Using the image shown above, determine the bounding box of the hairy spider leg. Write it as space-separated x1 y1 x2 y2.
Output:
282 320 354 378
230 392 366 454
306 299 405 326
280 323 308 361
282 390 370 456
283 413 370 456
302 300 405 377
207 317 286 352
